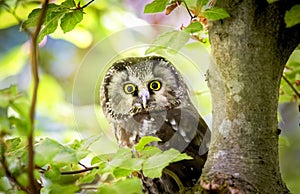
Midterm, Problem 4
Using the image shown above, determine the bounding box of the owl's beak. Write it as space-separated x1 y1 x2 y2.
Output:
138 88 150 109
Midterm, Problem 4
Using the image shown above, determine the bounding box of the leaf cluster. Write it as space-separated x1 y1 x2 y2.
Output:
0 89 192 193
144 0 229 54
22 0 84 42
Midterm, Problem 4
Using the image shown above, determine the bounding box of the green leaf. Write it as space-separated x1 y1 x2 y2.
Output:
44 165 61 181
77 168 98 184
0 106 8 134
5 138 21 152
91 154 113 165
139 146 162 159
107 148 133 168
34 138 63 166
135 136 161 151
143 148 192 178
98 178 143 194
202 7 230 21
144 0 169 14
61 0 76 8
285 5 300 28
267 0 278 3
0 85 18 108
184 22 203 33
38 4 66 42
60 10 83 33
113 167 133 178
46 183 79 193
146 30 190 54
117 158 143 172
22 8 42 28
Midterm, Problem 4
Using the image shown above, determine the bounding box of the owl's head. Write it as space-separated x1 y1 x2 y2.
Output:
100 56 189 120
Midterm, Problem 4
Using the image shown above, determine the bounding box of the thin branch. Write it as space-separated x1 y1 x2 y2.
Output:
78 162 88 169
71 0 95 10
182 0 196 20
61 166 99 175
27 0 49 193
79 0 94 9
282 75 300 99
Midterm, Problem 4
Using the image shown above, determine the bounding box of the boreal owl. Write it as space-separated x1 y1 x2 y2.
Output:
100 56 210 193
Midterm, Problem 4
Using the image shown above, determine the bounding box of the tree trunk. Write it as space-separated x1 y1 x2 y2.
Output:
200 1 300 193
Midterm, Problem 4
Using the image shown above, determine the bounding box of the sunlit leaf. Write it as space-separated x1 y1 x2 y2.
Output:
0 86 18 108
76 168 98 184
135 136 161 151
44 165 61 181
98 178 143 194
146 30 190 54
38 5 66 42
22 8 42 28
203 7 230 20
285 5 300 28
143 148 192 178
144 0 169 14
34 138 63 166
5 137 21 152
91 154 113 165
113 167 133 177
46 183 79 193
61 0 76 8
60 10 83 33
184 22 203 33
139 146 162 159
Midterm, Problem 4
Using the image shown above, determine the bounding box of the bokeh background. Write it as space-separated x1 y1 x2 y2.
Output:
0 0 299 192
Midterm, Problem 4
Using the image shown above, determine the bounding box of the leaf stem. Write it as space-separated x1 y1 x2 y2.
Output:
282 75 300 99
27 0 49 193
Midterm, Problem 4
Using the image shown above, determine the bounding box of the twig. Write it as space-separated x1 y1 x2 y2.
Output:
61 166 99 175
71 0 95 10
79 162 88 169
282 75 300 99
182 0 196 20
79 0 94 9
27 0 49 193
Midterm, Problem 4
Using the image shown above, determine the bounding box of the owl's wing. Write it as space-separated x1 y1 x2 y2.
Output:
156 105 210 155
154 105 210 189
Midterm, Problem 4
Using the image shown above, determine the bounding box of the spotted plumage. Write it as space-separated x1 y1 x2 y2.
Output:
100 56 210 193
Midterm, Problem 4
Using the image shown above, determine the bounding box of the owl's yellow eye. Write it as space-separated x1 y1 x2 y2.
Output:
124 83 136 94
149 80 161 91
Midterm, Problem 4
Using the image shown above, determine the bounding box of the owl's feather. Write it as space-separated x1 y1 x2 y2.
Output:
100 56 210 193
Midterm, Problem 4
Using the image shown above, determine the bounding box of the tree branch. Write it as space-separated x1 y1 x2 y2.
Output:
61 166 99 175
282 75 300 99
27 0 49 193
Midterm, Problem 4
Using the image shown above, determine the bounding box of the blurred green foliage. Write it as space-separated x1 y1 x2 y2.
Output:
0 0 299 193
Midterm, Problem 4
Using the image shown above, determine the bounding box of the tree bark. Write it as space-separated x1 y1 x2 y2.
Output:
200 0 300 193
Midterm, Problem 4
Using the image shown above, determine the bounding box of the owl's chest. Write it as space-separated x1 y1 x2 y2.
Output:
114 111 177 147
132 112 166 136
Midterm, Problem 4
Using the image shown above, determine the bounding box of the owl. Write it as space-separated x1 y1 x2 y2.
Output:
100 56 210 193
